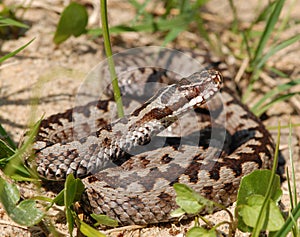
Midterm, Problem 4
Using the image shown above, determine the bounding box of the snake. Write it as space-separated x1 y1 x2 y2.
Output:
30 47 275 226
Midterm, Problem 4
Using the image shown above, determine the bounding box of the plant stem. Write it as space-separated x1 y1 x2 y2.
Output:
252 122 281 237
100 0 124 118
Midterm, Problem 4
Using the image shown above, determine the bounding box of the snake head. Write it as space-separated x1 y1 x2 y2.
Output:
180 69 222 87
129 69 223 132
140 69 224 122
177 69 223 108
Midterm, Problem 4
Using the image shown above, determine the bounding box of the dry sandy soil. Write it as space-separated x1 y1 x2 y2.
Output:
0 0 299 236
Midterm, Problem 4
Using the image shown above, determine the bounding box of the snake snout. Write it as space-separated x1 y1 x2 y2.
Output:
208 69 223 89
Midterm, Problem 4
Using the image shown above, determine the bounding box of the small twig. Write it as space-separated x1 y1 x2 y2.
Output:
234 57 249 84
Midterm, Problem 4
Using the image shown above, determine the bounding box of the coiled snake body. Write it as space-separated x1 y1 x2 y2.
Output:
32 48 275 225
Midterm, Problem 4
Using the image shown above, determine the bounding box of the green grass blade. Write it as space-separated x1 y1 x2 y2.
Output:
256 34 300 70
162 27 185 46
241 31 252 60
273 202 300 237
268 67 289 78
195 14 211 44
228 0 239 32
275 0 297 40
254 92 299 117
0 139 15 162
251 0 285 67
3 119 42 180
288 121 298 208
0 38 35 63
0 17 29 28
88 11 193 36
251 78 300 115
286 169 294 210
249 1 276 29
0 124 16 150
179 0 189 13
128 0 151 23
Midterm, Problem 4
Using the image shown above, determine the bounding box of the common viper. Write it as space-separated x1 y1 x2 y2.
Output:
31 47 275 225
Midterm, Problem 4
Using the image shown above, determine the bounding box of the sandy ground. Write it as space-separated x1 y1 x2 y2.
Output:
0 0 299 236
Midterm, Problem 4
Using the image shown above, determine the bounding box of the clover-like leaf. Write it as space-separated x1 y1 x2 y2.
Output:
173 183 214 214
0 178 44 226
239 194 284 231
236 170 282 232
54 2 88 44
187 226 217 237
91 213 118 227
170 207 186 218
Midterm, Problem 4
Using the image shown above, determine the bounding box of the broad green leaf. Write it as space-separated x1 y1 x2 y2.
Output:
52 189 65 206
52 176 84 206
91 214 118 227
65 174 84 207
0 178 20 209
187 226 217 237
174 183 203 214
64 174 84 233
10 200 44 226
239 195 284 231
66 208 74 237
54 2 88 44
237 170 282 204
236 170 282 232
80 221 106 237
170 207 186 218
72 177 85 201
0 178 44 226
64 174 84 236
173 183 214 214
